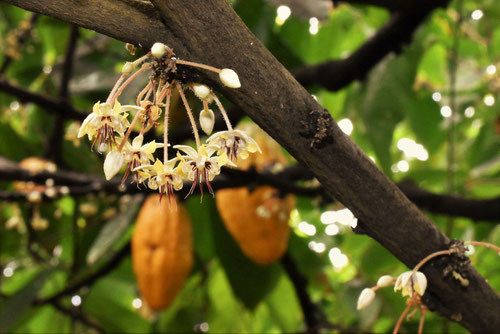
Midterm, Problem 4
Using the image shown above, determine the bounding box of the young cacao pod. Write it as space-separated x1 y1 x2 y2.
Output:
216 124 295 265
131 195 193 311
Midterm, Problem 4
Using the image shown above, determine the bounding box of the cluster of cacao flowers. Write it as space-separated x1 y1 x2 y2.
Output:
77 42 260 199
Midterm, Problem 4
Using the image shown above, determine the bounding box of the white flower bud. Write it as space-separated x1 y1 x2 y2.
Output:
122 62 134 73
219 68 241 88
103 151 124 180
377 275 394 288
199 108 215 135
192 83 213 102
357 288 375 310
151 42 167 58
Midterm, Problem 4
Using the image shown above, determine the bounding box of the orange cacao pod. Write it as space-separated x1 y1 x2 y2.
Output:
217 186 294 265
216 124 295 265
131 195 193 311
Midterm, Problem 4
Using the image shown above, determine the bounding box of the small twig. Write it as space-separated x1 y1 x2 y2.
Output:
50 300 104 333
46 25 79 165
0 77 86 121
36 242 131 305
281 252 323 334
413 250 454 272
467 241 500 254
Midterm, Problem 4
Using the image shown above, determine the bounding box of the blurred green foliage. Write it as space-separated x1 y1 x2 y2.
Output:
0 0 499 333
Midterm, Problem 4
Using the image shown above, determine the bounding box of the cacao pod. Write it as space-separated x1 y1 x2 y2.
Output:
216 124 295 265
131 195 193 311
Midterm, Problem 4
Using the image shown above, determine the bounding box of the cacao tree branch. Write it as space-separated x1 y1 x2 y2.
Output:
50 300 104 334
281 252 328 334
1 0 499 331
293 1 450 91
36 242 131 305
46 25 79 165
0 76 86 120
2 157 499 222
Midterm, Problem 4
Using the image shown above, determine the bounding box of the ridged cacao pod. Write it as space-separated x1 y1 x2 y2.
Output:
131 195 193 311
216 124 295 265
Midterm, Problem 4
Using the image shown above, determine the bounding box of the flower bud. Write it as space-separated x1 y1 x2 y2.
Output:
122 62 134 73
192 84 213 102
151 42 167 58
394 270 427 297
199 108 215 135
376 275 394 288
104 151 125 180
357 288 375 310
219 68 241 88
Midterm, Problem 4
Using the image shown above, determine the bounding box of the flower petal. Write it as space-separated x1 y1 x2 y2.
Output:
174 145 199 158
77 113 94 138
413 271 427 296
132 135 144 149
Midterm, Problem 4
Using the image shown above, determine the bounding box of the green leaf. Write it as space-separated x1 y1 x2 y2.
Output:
406 95 446 154
0 120 35 160
361 45 422 174
84 275 150 333
0 268 54 333
417 43 447 87
205 196 282 309
184 197 215 262
86 195 143 265
265 274 302 332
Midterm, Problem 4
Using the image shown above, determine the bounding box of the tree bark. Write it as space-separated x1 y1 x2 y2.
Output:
2 0 499 331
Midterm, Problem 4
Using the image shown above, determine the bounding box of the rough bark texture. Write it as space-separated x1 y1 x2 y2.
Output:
2 0 500 331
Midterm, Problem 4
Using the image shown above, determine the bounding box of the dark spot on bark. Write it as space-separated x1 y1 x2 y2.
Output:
299 108 334 151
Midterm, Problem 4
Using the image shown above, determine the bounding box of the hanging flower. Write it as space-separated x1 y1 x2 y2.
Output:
77 101 130 151
207 129 261 161
174 144 234 198
134 158 183 200
394 271 427 297
121 135 164 183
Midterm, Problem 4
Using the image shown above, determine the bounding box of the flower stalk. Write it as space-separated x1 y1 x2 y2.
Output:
77 42 257 199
